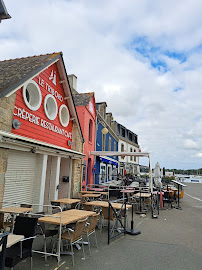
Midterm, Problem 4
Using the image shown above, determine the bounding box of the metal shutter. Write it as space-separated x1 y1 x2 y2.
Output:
3 150 37 205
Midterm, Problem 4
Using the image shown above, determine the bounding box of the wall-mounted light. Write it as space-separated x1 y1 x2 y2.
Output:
68 140 72 146
101 127 108 135
98 120 108 135
12 119 21 129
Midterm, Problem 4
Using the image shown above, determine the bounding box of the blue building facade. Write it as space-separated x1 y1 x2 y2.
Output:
94 104 119 184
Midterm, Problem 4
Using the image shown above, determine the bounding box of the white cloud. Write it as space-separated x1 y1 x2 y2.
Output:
184 139 198 150
1 0 202 169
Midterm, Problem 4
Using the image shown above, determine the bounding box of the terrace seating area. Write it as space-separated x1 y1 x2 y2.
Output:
0 179 186 269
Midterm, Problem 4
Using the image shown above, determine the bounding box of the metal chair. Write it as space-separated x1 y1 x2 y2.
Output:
0 213 13 233
5 216 38 270
60 218 88 266
83 213 99 254
100 207 115 232
34 212 58 262
0 232 9 270
83 204 94 211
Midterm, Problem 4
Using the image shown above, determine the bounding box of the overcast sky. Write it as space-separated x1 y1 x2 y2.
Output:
1 0 202 169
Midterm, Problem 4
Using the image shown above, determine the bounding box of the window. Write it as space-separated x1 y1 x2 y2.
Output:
130 147 133 161
114 142 116 159
89 119 93 142
129 132 132 141
102 134 106 151
23 80 42 111
109 137 111 151
134 149 136 162
121 128 125 137
44 94 58 120
59 104 70 127
121 143 125 159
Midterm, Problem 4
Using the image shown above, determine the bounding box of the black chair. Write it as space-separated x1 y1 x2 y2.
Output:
0 232 9 270
5 216 38 270
34 213 58 262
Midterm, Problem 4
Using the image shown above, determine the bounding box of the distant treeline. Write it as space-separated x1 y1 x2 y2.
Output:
166 168 202 175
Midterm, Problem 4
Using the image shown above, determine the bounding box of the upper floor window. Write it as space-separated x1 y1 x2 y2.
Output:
121 128 125 137
121 143 124 159
129 132 132 141
109 137 111 151
134 149 136 162
89 119 93 142
130 147 133 161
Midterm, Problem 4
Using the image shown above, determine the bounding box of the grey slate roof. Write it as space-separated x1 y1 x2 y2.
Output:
73 93 94 107
0 0 11 20
0 52 61 98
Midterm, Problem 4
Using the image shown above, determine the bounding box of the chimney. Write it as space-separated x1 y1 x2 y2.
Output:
68 74 78 94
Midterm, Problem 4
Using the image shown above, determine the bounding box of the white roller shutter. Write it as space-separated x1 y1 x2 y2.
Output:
3 150 37 205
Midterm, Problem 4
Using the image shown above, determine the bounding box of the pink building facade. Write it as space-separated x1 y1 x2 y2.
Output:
73 92 96 189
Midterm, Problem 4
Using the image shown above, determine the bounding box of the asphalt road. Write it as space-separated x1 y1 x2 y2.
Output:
11 183 202 270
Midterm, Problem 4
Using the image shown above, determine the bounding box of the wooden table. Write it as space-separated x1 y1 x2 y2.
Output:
38 209 95 226
82 194 101 198
37 209 96 264
0 207 33 214
89 188 104 192
134 193 151 214
120 189 135 193
134 193 151 198
84 201 132 210
0 234 24 252
52 198 81 205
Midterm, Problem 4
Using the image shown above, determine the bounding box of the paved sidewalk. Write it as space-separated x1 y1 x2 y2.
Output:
12 183 202 269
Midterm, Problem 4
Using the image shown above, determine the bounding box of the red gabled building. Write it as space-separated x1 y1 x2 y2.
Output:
72 88 96 189
0 53 85 208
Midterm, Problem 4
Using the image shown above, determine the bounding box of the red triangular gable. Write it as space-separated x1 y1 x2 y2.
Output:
12 62 73 149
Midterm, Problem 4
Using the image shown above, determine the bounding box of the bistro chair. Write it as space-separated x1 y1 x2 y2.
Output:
5 216 38 270
51 201 61 214
0 232 9 270
83 204 94 212
83 213 99 254
60 218 88 266
100 207 115 232
0 213 13 233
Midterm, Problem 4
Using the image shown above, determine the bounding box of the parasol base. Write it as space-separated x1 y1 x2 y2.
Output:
126 228 141 235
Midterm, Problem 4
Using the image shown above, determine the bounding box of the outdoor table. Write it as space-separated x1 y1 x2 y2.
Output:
84 200 132 210
120 189 135 193
82 194 101 198
0 234 24 252
80 191 97 194
0 207 33 214
81 193 101 202
120 189 135 202
88 188 104 192
37 209 95 264
51 198 81 209
133 192 151 214
172 180 187 210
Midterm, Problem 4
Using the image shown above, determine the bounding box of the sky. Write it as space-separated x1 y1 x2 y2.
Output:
1 0 202 169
